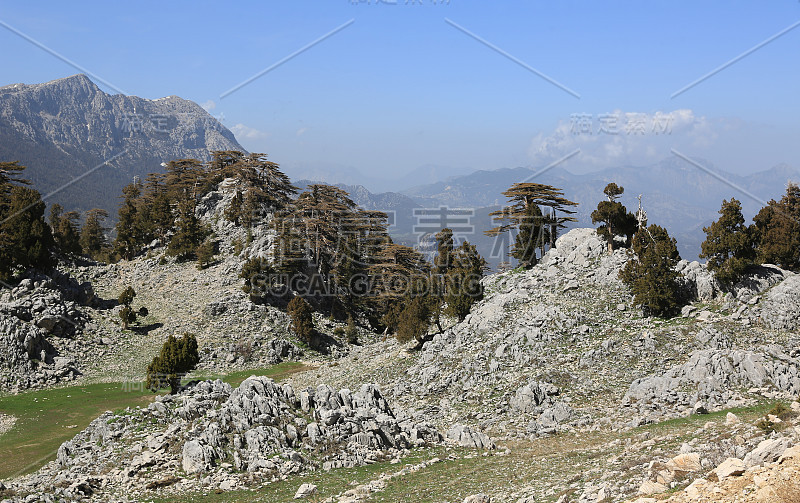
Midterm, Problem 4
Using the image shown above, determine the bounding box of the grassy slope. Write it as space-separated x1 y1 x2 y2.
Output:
0 361 311 480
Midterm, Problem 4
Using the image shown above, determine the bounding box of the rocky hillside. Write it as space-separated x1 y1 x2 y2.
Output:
0 74 245 215
2 226 800 501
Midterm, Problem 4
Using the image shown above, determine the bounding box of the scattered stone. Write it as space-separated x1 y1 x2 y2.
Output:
713 457 746 480
294 483 318 499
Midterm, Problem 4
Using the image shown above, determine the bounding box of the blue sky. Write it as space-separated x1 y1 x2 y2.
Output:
1 1 799 189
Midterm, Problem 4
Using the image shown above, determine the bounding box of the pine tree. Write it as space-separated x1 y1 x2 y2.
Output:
345 314 358 344
287 297 314 344
49 204 81 255
196 240 216 269
145 333 200 394
119 306 136 330
0 185 55 280
591 183 638 253
620 225 684 317
118 286 137 329
118 286 136 306
139 173 173 242
700 198 757 284
444 241 487 321
224 190 243 225
434 228 455 276
239 257 276 298
113 182 144 260
753 183 800 271
394 295 433 344
486 182 578 268
80 208 110 260
166 198 207 260
512 202 545 268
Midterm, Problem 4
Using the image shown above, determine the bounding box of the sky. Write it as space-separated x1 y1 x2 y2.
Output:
1 1 799 191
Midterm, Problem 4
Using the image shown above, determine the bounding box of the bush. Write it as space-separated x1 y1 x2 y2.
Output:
333 327 345 337
145 333 199 394
138 306 149 317
768 402 794 421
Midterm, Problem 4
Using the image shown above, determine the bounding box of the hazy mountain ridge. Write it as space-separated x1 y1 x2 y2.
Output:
398 158 800 262
0 74 245 215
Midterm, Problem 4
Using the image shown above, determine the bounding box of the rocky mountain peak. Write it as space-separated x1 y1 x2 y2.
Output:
0 74 246 216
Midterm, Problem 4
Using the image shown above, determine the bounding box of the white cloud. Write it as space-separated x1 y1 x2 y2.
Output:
200 100 216 112
296 127 309 137
230 123 270 140
526 109 736 172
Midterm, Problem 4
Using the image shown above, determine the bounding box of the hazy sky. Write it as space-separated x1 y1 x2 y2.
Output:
2 1 799 189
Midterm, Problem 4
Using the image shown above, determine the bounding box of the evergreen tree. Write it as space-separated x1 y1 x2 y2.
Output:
394 295 433 344
700 198 757 284
239 257 276 298
49 204 81 255
753 183 800 271
196 240 216 269
0 185 55 280
119 306 136 330
487 182 578 268
145 333 200 394
591 183 638 253
434 228 455 276
80 208 110 260
224 190 243 225
118 286 137 329
287 296 314 344
166 199 207 260
113 183 144 260
444 241 487 321
118 286 136 306
140 173 173 242
620 225 684 317
512 202 545 268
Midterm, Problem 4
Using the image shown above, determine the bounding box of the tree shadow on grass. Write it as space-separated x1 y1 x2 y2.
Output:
132 322 164 335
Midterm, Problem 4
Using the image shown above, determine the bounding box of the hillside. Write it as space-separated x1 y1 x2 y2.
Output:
2 215 800 501
0 74 245 216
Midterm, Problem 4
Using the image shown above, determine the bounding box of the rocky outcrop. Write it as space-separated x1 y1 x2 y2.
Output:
625 346 800 412
0 271 90 391
757 274 800 331
8 377 441 500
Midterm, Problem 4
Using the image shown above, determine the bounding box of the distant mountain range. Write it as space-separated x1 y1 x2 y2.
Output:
0 74 244 216
299 158 800 266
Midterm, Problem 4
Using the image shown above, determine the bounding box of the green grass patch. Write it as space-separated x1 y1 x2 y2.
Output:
0 362 313 480
195 361 315 388
0 382 156 479
636 400 779 435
